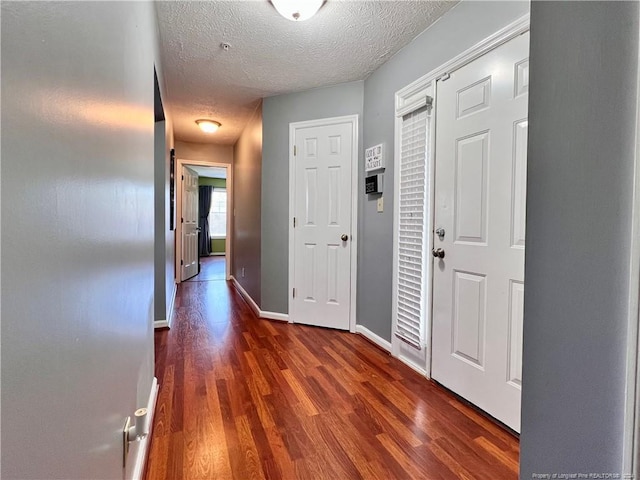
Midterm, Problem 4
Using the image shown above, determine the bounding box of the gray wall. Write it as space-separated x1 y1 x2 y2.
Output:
175 140 234 164
360 1 529 340
154 121 167 321
153 119 175 323
261 81 364 313
521 1 639 476
1 2 158 478
154 17 176 327
233 103 263 303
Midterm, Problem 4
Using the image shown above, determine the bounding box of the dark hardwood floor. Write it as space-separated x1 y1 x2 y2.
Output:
185 255 226 282
145 274 519 479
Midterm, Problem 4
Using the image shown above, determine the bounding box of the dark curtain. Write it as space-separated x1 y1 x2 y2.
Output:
198 186 213 256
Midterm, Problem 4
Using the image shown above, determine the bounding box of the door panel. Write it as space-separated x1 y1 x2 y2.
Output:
431 32 529 432
455 132 489 243
452 271 487 368
293 121 353 330
181 166 199 281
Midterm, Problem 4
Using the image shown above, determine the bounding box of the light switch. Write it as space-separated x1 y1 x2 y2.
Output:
377 196 384 213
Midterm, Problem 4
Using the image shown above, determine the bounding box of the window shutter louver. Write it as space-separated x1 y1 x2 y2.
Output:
394 105 430 349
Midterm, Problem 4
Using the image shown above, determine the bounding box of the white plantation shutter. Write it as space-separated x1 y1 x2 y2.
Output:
394 105 430 349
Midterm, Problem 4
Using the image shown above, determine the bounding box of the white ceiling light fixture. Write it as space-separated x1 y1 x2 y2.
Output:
271 0 323 21
195 119 221 133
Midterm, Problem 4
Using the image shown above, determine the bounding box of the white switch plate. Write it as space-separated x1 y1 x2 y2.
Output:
377 196 384 213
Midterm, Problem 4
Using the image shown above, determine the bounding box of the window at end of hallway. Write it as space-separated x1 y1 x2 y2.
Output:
209 189 226 238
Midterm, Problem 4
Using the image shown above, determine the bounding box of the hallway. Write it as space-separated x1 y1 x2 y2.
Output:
185 256 226 283
145 277 519 479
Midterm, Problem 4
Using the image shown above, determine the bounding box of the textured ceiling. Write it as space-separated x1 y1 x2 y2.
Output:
191 166 227 178
156 1 457 145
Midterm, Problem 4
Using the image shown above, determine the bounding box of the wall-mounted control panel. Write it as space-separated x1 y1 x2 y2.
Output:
365 174 383 195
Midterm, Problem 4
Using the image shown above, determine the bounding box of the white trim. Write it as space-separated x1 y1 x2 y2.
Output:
623 23 640 477
230 275 260 317
154 283 177 330
356 325 391 352
399 356 428 378
128 377 159 480
392 14 531 378
260 311 289 322
167 283 176 327
230 276 290 322
288 114 359 333
395 14 530 117
154 319 169 329
175 159 233 283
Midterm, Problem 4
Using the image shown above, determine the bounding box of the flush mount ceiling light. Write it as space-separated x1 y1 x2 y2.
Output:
195 119 221 134
270 0 323 21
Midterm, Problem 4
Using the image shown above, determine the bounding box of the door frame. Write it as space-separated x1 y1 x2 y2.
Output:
175 158 233 283
288 114 359 333
392 14 530 377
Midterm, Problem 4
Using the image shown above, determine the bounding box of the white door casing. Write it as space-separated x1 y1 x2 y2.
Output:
181 166 199 281
289 116 358 331
431 32 529 432
174 159 233 284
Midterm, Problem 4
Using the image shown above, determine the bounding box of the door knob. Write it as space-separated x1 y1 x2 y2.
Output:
432 248 445 259
341 234 349 242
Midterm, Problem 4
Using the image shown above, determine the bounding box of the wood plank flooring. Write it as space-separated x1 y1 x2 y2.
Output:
185 256 226 282
145 275 519 479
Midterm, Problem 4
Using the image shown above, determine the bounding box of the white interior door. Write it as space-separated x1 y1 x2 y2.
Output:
292 120 354 330
181 166 199 281
431 33 529 432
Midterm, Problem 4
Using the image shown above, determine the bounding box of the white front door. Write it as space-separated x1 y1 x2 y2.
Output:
431 33 529 432
291 119 355 330
181 166 199 281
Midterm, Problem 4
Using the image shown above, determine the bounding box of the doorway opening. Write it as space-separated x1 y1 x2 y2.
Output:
175 159 233 284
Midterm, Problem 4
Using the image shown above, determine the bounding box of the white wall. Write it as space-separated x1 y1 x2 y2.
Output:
1 3 157 477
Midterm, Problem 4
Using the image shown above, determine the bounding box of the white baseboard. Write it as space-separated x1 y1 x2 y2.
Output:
398 355 429 377
260 311 289 322
154 284 177 330
128 376 159 480
230 276 260 317
230 276 289 322
356 325 392 352
154 319 169 329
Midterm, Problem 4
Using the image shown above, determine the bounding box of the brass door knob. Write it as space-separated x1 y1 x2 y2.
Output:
432 248 445 259
341 234 349 242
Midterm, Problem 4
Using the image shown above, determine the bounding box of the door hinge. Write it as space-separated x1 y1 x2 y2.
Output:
293 288 296 298
293 217 297 228
180 259 183 266
293 145 297 156
439 72 451 82
181 217 184 223
181 174 184 181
